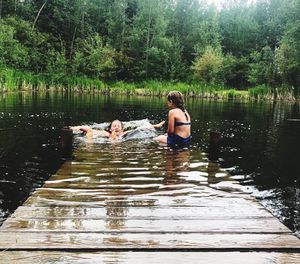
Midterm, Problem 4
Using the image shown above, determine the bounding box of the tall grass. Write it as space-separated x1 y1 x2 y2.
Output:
0 68 107 93
0 68 298 101
248 85 274 100
248 85 297 101
0 68 16 91
109 80 219 96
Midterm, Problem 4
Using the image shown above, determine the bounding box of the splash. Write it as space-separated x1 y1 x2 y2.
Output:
75 119 159 144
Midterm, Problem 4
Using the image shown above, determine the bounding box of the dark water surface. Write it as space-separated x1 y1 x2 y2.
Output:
0 92 299 236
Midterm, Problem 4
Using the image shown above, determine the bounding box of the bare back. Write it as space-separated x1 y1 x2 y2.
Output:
167 108 191 138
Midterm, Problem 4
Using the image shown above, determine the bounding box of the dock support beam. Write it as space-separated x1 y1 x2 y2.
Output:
208 131 221 162
61 127 73 160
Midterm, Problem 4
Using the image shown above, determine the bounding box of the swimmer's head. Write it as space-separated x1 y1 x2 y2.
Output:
108 120 124 134
167 91 185 111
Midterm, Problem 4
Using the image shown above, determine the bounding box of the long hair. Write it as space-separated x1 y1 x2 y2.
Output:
167 91 185 112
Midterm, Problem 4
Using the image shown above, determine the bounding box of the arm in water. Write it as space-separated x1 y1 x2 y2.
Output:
152 121 165 129
122 120 165 137
69 126 110 139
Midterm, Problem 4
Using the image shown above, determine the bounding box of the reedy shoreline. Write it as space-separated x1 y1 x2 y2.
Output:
0 69 298 101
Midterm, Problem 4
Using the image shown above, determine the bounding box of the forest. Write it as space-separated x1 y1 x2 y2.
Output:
0 0 299 99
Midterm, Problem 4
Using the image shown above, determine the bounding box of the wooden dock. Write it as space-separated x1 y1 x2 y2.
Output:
0 145 299 263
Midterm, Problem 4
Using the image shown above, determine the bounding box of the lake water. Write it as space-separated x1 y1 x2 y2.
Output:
0 91 299 237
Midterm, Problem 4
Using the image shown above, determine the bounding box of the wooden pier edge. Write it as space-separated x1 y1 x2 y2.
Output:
0 146 299 263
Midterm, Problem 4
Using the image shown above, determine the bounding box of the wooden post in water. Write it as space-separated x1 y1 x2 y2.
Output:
208 131 221 162
61 127 73 160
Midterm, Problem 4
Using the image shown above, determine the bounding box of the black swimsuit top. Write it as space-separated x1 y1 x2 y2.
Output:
174 121 191 127
174 109 191 127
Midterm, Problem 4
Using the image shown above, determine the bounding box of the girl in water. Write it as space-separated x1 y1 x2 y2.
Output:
154 91 191 147
70 119 165 141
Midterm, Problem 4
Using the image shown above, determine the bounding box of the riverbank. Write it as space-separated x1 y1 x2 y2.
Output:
0 69 298 101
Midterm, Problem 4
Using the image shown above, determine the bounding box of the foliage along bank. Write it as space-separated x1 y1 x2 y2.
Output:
0 67 288 101
0 0 299 100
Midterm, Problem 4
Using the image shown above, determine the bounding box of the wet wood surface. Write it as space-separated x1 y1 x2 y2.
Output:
1 252 300 264
0 146 299 263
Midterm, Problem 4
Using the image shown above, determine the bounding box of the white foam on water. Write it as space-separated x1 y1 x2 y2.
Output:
75 119 160 144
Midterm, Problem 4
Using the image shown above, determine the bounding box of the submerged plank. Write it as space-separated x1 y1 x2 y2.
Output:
29 186 250 197
23 187 253 207
1 251 300 264
0 232 299 250
1 218 290 233
10 204 272 219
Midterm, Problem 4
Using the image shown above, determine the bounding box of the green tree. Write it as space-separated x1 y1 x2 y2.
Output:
30 0 91 58
72 34 117 80
248 46 277 86
168 36 184 81
0 0 299 93
276 0 300 95
0 21 29 69
220 54 238 87
124 0 171 79
3 17 51 72
192 46 223 84
220 1 260 56
277 33 300 94
46 47 67 75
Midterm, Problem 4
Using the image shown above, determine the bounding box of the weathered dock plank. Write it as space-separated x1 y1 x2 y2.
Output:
0 232 299 250
1 252 300 264
1 217 290 233
8 204 274 219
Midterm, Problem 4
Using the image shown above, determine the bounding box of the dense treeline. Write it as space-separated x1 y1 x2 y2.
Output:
0 0 299 99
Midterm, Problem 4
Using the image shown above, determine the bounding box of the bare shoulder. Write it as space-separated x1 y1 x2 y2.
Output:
170 108 183 117
169 109 179 115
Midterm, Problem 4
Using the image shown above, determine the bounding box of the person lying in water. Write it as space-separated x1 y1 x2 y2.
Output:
70 119 165 140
